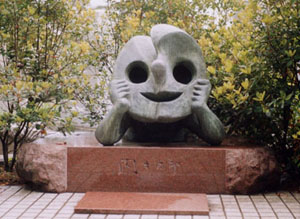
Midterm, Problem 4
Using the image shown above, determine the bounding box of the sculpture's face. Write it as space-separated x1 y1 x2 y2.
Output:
111 24 207 123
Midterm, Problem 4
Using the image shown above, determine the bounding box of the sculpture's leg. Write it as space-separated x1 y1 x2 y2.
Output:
186 79 225 145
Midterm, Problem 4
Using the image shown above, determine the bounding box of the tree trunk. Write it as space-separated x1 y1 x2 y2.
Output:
1 141 10 172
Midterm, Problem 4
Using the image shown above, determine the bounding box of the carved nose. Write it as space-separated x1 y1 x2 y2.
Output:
151 60 166 86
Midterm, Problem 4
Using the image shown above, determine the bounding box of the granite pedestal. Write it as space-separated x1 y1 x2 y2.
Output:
16 132 280 194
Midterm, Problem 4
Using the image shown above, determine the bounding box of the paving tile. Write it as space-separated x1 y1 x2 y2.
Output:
25 208 45 213
4 211 24 217
225 211 242 217
295 213 300 218
175 216 191 219
0 186 10 192
61 205 75 209
0 188 31 217
242 212 260 217
158 215 175 219
243 217 261 219
273 208 291 213
22 216 40 219
71 213 90 218
209 208 223 213
55 212 74 218
227 216 243 219
24 208 43 214
224 208 240 213
123 214 141 219
209 216 225 219
223 205 239 209
276 212 294 217
140 214 158 219
36 216 56 219
209 212 225 216
257 207 274 212
106 214 124 219
192 216 209 219
1 216 21 219
226 217 242 219
55 217 73 219
58 208 75 214
291 210 300 214
88 214 107 219
259 212 277 216
1 186 300 219
21 212 41 217
239 208 257 213
207 195 220 198
38 213 57 218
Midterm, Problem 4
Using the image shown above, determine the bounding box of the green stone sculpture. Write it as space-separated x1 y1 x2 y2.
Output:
95 24 225 145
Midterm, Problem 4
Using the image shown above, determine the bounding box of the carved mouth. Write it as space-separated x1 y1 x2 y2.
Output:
141 91 182 102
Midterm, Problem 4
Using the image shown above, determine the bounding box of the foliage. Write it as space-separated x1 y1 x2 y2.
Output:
95 0 300 176
0 0 100 171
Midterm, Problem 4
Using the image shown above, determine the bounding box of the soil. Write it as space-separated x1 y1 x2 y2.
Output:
0 165 23 186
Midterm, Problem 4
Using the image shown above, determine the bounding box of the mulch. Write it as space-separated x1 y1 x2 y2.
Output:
0 165 23 186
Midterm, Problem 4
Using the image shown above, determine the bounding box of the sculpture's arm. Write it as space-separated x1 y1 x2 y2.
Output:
95 80 131 145
95 101 130 145
186 79 225 145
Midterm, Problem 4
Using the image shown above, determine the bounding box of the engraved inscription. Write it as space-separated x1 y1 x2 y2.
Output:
143 161 150 170
168 160 181 175
156 161 165 170
118 159 138 175
118 158 182 175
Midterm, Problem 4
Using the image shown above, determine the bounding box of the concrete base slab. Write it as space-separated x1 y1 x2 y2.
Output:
74 192 209 215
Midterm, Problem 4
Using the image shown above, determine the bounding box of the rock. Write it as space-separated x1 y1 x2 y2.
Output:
16 140 67 192
225 147 280 194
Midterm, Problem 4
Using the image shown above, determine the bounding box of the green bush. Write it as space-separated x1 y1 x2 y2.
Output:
0 0 100 171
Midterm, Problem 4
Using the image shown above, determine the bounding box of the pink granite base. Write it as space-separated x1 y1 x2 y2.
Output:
75 192 209 215
68 147 225 193
16 132 280 194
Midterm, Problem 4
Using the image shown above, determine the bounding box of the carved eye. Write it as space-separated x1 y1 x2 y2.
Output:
173 61 195 84
127 61 148 84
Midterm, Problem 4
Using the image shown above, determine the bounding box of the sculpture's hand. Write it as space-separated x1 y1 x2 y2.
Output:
188 79 225 145
110 80 130 112
96 80 131 145
191 79 211 111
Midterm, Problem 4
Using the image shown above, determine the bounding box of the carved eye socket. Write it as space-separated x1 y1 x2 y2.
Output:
127 61 148 84
173 61 195 84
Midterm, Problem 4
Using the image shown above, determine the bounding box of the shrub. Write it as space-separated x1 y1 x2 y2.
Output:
0 0 98 171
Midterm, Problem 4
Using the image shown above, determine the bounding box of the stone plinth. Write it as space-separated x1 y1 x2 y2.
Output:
16 132 280 194
68 146 225 193
75 192 209 215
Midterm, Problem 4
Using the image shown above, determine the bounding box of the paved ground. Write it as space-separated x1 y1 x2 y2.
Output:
0 186 299 219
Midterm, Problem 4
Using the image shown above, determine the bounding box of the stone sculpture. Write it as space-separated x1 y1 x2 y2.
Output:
95 24 225 145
